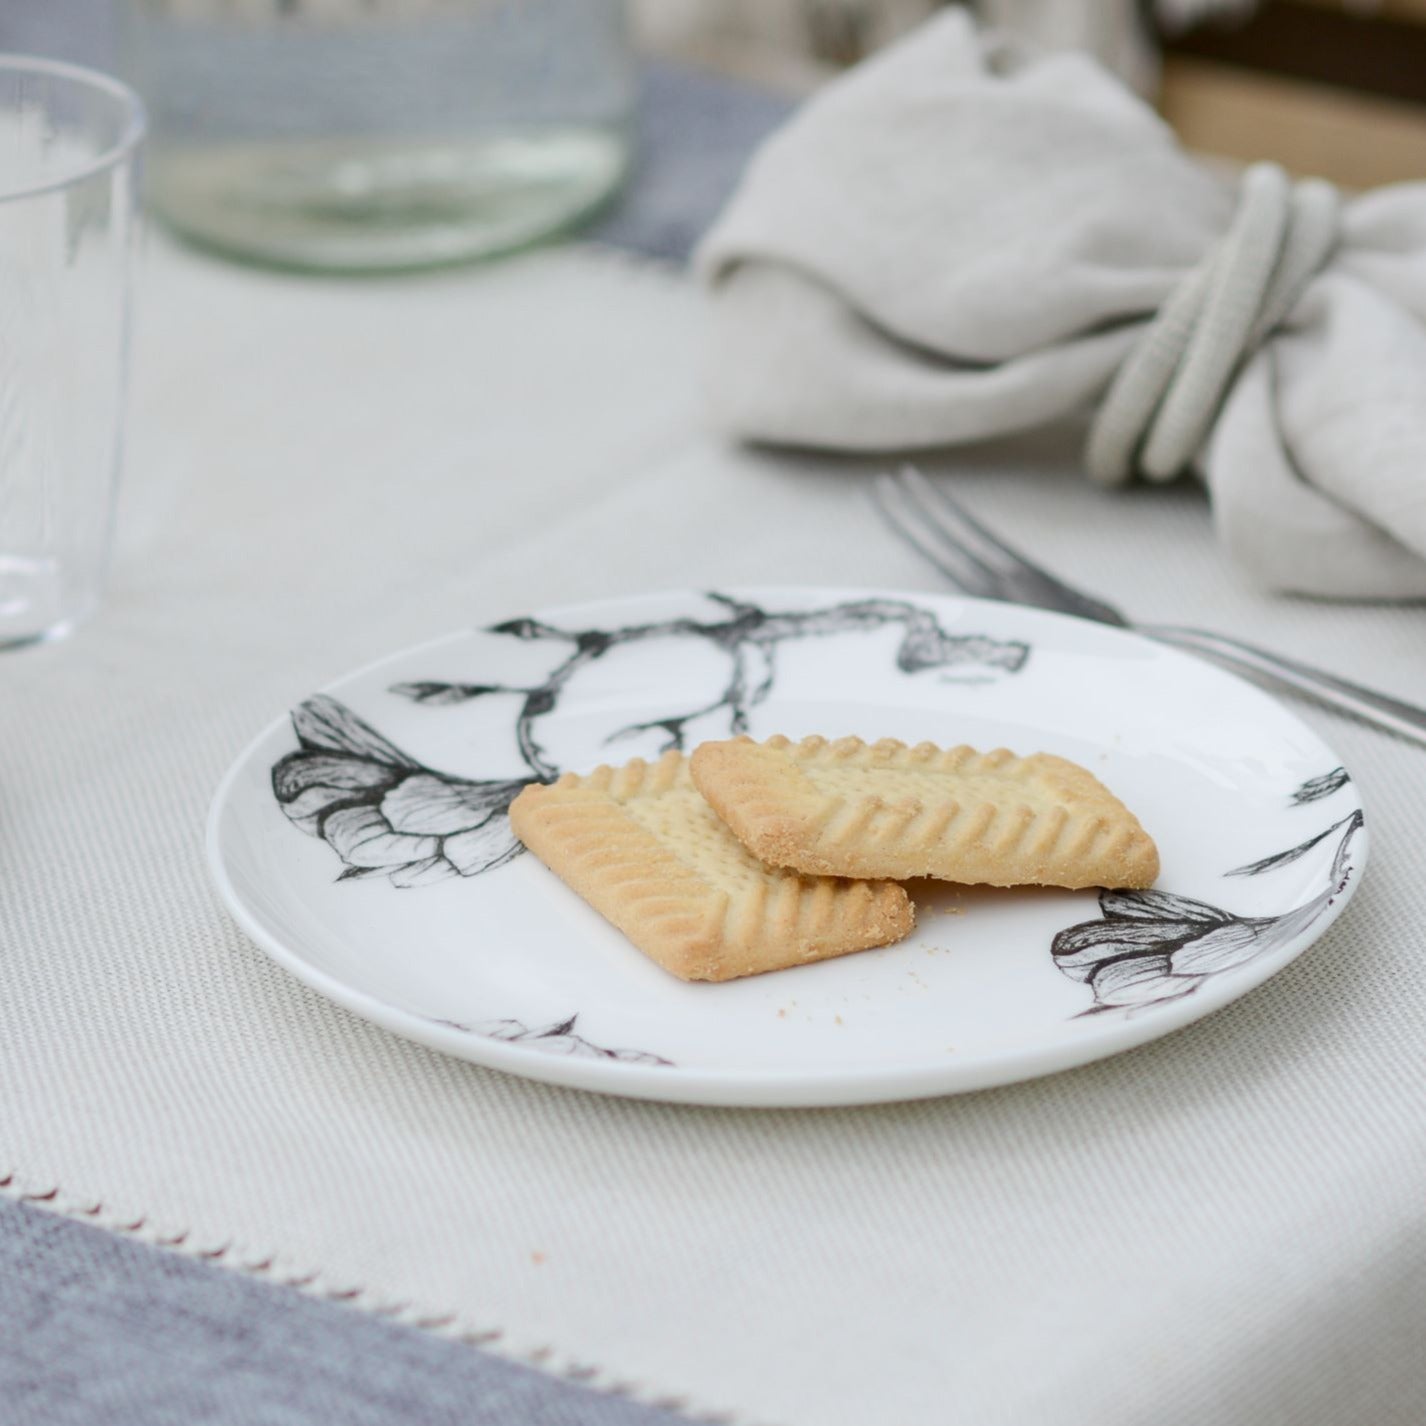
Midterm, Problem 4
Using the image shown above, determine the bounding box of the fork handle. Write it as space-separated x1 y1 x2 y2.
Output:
1143 624 1426 748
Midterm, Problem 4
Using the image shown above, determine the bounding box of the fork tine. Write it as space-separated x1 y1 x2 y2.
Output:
883 470 1010 588
886 467 1131 626
870 474 1006 597
894 467 1054 582
895 467 1123 610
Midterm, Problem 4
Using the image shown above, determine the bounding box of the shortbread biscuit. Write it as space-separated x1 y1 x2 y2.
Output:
690 735 1159 890
509 750 914 982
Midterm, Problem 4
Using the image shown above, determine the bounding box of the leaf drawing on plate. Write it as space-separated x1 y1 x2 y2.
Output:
1053 800 1363 1017
1225 812 1363 879
1290 767 1350 805
1229 764 1357 877
432 1015 673 1066
271 694 531 887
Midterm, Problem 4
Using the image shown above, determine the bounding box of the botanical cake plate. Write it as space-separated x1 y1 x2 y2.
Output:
208 587 1366 1107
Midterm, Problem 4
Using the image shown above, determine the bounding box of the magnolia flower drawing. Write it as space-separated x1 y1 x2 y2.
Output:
271 695 530 888
1053 775 1363 1016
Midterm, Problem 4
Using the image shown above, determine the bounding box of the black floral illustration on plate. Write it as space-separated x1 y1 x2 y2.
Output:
272 592 1030 887
431 1015 673 1067
1223 808 1364 880
271 695 530 888
391 592 1029 781
1053 770 1362 1016
1290 767 1349 805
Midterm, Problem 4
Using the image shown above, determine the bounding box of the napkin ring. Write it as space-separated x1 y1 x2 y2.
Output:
1086 161 1340 486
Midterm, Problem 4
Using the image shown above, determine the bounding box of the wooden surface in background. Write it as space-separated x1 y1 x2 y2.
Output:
1160 55 1426 188
1160 0 1426 185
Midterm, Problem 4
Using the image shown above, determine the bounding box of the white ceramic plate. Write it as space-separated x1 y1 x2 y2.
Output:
208 587 1366 1106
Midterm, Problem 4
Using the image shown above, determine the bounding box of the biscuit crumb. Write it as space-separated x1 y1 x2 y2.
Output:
835 1014 844 1026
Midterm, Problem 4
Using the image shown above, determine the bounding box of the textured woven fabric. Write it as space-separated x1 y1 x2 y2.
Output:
0 13 789 1415
3 237 1426 1426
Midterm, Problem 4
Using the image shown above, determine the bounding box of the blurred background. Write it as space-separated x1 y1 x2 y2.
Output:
634 0 1426 188
7 0 1426 195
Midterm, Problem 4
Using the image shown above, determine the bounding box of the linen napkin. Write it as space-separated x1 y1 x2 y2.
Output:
697 11 1426 599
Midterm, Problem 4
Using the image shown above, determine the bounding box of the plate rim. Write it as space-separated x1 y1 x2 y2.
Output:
206 584 1369 1107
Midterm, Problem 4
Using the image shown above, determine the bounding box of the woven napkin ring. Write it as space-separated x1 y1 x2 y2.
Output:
1085 161 1340 486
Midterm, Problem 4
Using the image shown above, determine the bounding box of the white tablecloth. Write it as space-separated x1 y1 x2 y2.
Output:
4 237 1424 1426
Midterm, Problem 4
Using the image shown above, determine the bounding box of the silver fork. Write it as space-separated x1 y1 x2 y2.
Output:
874 466 1426 748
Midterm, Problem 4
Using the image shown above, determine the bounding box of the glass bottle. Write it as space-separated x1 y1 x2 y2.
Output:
121 0 633 270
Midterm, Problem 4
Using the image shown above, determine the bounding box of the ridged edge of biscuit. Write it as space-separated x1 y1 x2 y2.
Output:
691 735 1160 890
510 751 914 982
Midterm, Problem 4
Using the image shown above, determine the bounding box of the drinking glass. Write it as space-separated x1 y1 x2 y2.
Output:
0 57 144 649
122 0 633 271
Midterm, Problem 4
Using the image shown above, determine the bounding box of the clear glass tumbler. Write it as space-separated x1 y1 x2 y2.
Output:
0 58 144 650
122 0 633 271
